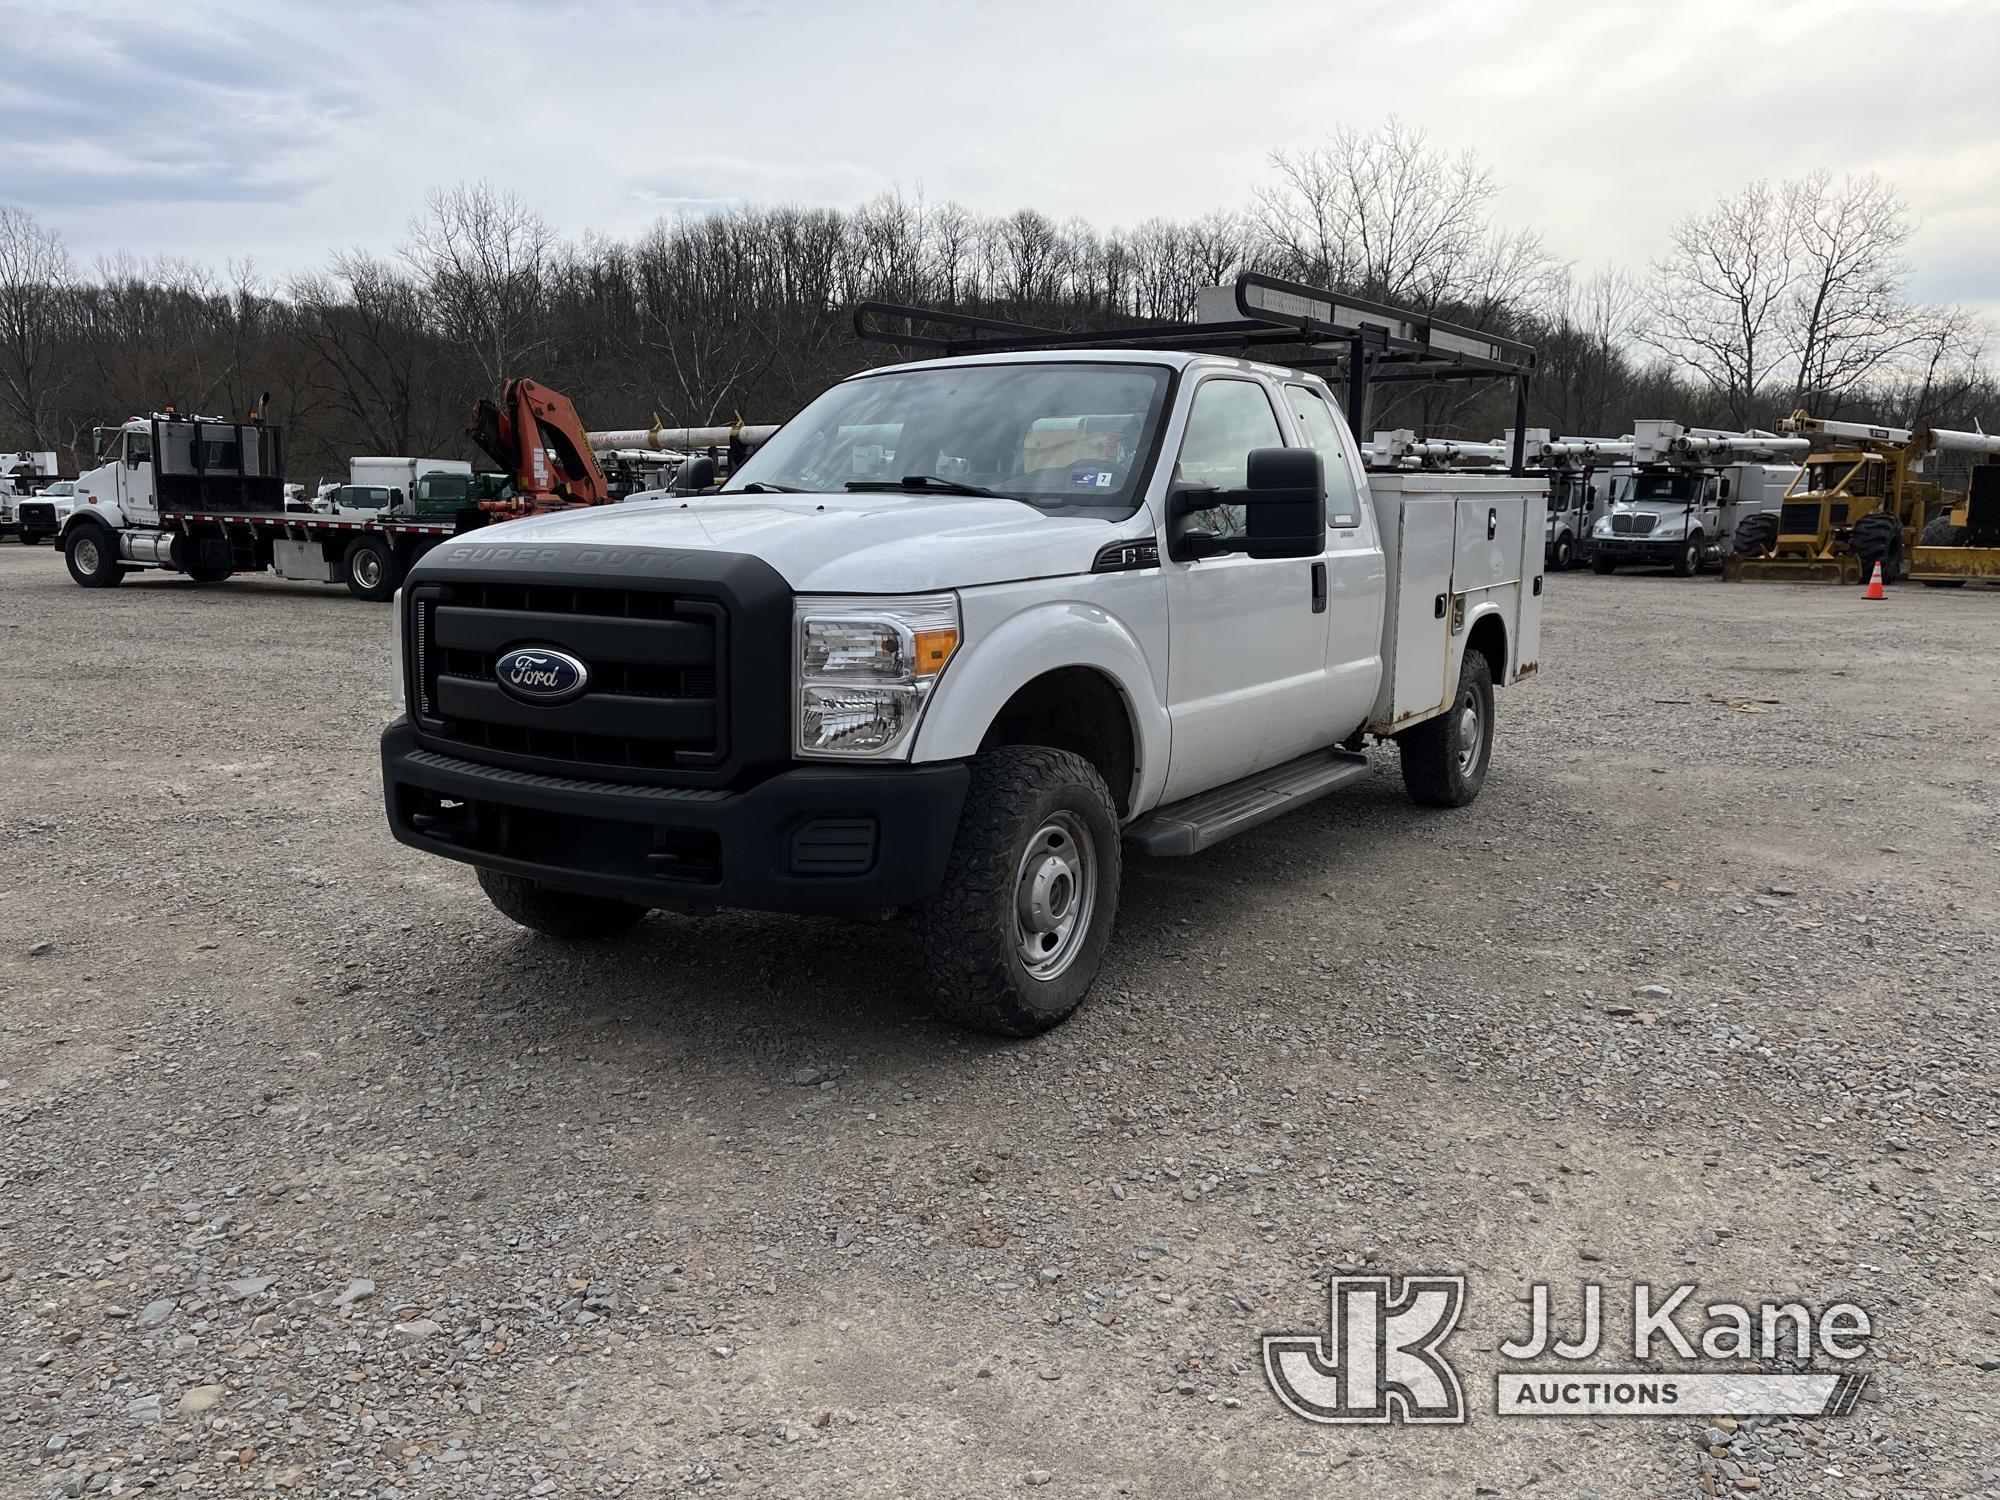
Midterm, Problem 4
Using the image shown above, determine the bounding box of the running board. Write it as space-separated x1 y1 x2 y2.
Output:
1123 748 1370 856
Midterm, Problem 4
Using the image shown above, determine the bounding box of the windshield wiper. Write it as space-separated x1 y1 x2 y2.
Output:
734 481 804 494
846 474 1003 498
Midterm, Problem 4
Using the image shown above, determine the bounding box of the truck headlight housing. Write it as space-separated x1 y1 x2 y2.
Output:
794 594 960 758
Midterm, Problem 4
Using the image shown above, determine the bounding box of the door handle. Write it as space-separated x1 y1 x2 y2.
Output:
1310 561 1328 614
1487 507 1499 540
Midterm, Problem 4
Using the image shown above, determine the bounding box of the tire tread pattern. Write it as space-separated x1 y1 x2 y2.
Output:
916 746 1120 1038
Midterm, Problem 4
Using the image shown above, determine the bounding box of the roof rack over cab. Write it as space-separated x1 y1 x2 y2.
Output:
852 271 1538 473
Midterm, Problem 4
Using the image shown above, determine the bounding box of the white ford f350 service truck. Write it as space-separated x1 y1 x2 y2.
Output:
382 275 1547 1035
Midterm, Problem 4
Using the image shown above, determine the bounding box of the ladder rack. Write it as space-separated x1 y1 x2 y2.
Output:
852 272 1539 473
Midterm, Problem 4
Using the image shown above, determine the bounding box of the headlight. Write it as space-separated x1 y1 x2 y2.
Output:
794 594 960 758
1592 518 1614 537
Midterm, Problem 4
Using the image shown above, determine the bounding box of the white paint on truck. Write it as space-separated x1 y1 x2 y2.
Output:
382 347 1547 1035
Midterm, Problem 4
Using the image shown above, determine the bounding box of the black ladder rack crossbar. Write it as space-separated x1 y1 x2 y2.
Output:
852 271 1538 473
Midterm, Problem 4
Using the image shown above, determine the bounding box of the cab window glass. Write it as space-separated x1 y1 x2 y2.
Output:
1175 378 1282 542
1285 384 1361 527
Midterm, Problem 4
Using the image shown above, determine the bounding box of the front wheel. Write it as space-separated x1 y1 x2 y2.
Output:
19 534 39 547
476 868 647 940
1552 532 1575 570
343 536 400 601
64 526 126 588
917 747 1122 1037
1590 555 1617 575
1397 649 1495 809
1671 533 1704 577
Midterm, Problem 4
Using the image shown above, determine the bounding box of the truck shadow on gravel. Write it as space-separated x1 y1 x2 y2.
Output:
397 764 1474 1066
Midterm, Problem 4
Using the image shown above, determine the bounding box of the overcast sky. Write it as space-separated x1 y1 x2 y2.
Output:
6 0 1998 318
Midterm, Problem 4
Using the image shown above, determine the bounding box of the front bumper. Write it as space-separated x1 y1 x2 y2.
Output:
382 718 969 916
1592 536 1685 565
12 502 57 541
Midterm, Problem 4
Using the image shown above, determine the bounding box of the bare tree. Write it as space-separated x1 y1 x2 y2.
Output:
401 182 554 391
0 204 75 449
1252 119 1548 314
1642 180 1795 425
1783 171 1931 414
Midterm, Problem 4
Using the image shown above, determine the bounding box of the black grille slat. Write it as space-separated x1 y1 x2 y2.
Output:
432 606 712 665
414 579 727 777
1779 502 1822 535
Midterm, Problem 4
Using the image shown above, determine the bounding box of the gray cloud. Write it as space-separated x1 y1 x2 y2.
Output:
4 0 1996 336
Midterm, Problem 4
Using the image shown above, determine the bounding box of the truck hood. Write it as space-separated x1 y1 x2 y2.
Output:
434 491 1143 592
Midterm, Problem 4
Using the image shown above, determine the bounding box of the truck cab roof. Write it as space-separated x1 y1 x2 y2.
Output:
847 347 1330 385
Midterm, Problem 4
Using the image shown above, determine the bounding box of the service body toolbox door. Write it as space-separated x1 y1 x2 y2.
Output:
1367 473 1546 733
1387 493 1456 727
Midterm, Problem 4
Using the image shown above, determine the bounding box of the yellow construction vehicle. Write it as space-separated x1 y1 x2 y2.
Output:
1724 413 1942 583
1908 424 2000 587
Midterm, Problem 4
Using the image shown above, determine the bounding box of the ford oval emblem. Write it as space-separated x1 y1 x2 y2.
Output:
495 646 589 705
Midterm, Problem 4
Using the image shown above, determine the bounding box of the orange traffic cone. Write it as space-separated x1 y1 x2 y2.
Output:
1863 560 1886 600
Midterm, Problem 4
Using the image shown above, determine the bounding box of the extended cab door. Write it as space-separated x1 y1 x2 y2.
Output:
1159 373 1334 802
1282 382 1386 734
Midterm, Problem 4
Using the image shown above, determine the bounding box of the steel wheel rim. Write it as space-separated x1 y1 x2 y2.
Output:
1012 811 1096 981
1455 685 1485 775
75 535 101 574
354 550 384 589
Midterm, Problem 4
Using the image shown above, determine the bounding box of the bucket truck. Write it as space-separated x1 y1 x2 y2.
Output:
1588 422 1803 576
2 450 62 544
1519 432 1633 570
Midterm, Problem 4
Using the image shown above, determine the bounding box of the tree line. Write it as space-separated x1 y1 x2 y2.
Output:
1 120 1990 486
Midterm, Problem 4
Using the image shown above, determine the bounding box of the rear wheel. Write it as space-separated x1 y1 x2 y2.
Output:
343 536 399 601
476 868 647 940
1732 512 1778 557
917 747 1121 1037
64 525 125 588
1919 515 1970 547
1397 650 1495 809
1590 555 1617 575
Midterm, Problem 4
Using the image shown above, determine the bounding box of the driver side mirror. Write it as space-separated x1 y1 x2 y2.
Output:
1168 447 1327 561
1240 447 1327 559
676 455 716 494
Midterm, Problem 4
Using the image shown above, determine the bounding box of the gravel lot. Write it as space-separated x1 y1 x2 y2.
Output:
2 541 1996 1499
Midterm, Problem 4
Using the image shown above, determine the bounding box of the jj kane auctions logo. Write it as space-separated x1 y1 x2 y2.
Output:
1264 1276 1871 1424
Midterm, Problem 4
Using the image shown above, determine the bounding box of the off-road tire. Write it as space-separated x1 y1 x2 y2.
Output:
64 525 126 588
1671 531 1704 577
1590 555 1617 575
1850 512 1903 583
916 747 1122 1038
1397 649 1495 809
476 868 647 940
1733 513 1778 557
343 536 400 602
1919 515 1969 547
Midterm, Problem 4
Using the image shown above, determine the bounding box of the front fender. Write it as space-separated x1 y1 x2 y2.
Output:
913 592 1170 817
63 499 126 535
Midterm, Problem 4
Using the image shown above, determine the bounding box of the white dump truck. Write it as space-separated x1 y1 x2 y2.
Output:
381 275 1549 1035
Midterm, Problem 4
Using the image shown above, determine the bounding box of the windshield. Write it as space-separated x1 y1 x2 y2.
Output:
1790 457 1864 497
1630 472 1700 503
725 361 1173 512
